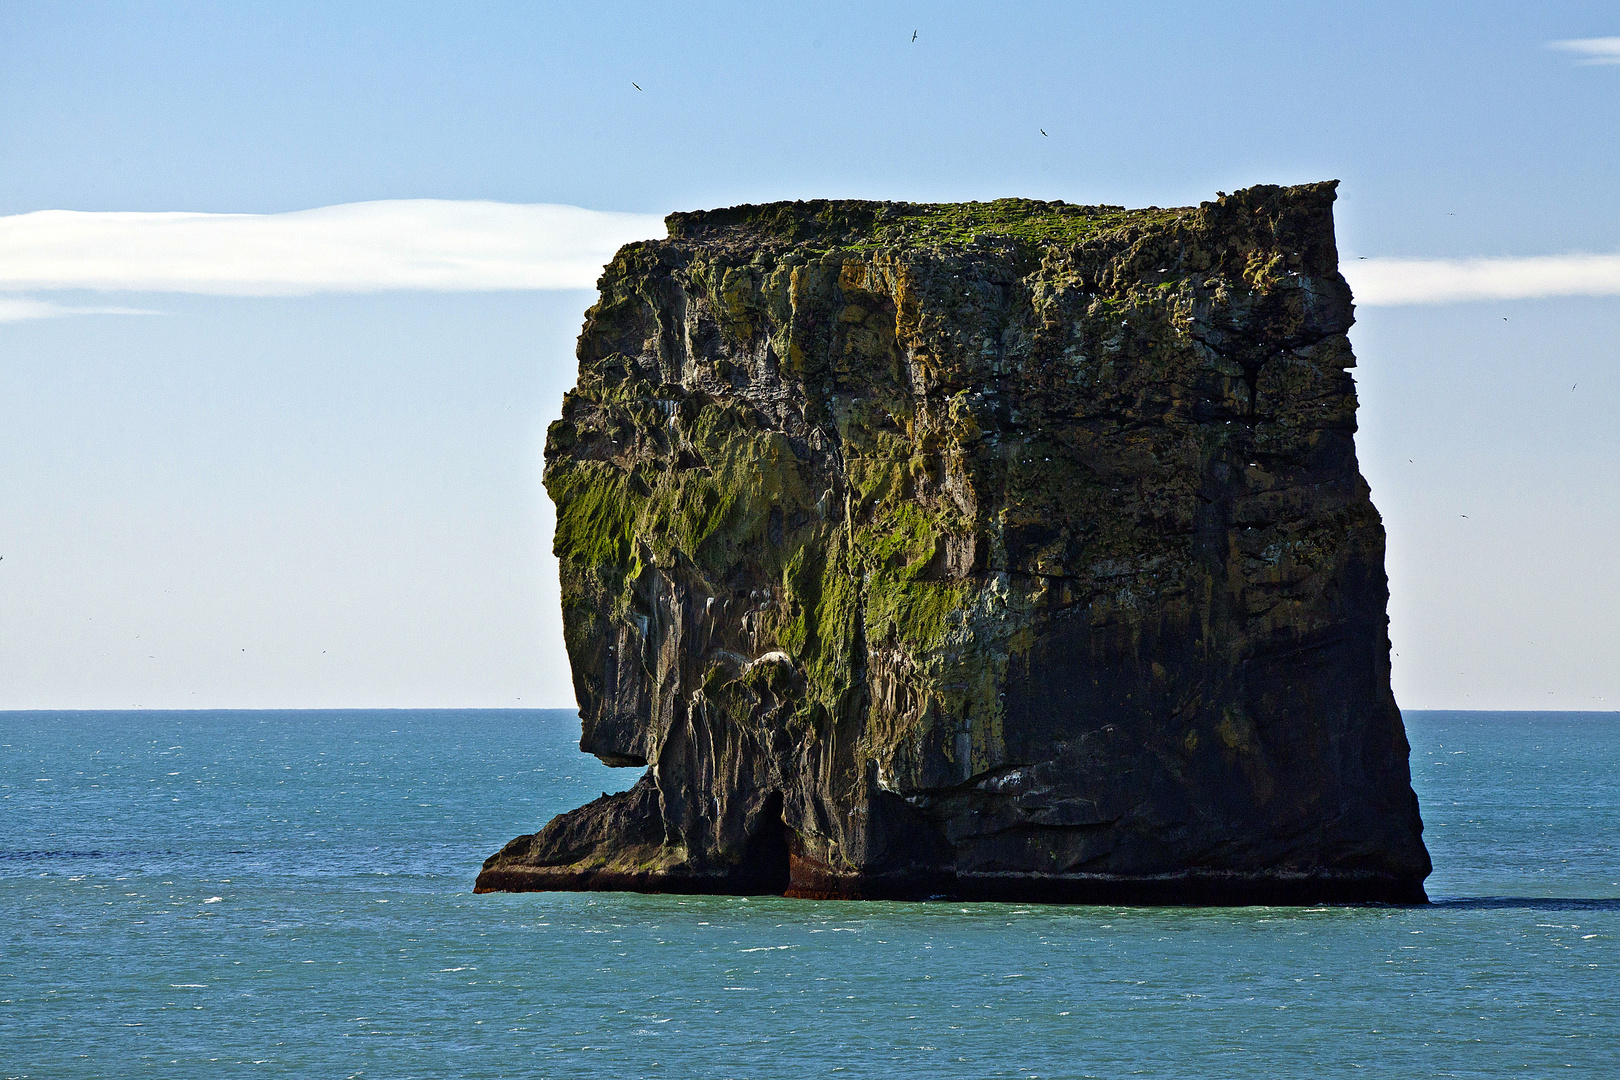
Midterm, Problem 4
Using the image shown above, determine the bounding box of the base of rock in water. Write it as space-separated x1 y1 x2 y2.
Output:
475 866 1426 906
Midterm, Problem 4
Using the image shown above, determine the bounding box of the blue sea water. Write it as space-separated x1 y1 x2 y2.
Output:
2 709 1616 1079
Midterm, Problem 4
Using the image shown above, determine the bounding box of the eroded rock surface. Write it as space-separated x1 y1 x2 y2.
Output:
477 181 1431 904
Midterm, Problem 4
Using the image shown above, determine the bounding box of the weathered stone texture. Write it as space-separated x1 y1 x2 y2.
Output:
477 181 1432 904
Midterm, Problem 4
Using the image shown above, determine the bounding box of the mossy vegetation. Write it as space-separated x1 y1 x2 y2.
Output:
855 199 1182 253
777 538 862 704
547 393 818 619
668 197 1188 259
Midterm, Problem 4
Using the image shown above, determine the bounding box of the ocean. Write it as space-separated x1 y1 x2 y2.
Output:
2 709 1615 1078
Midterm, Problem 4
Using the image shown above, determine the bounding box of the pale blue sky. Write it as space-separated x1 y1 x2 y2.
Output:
2 1 1617 708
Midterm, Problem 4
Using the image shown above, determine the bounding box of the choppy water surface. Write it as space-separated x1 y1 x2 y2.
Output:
2 709 1615 1078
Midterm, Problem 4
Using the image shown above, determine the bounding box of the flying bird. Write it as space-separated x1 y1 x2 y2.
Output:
912 30 918 41
1040 129 1047 136
632 82 642 91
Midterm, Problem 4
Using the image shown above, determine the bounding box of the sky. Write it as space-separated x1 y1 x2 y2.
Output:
1 1 1617 711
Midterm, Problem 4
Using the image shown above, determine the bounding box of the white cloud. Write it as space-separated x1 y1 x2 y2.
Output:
0 200 667 296
1547 36 1620 64
1345 254 1620 306
8 198 1615 310
0 297 160 323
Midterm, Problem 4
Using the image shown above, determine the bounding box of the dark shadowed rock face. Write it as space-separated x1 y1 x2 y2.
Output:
476 182 1432 905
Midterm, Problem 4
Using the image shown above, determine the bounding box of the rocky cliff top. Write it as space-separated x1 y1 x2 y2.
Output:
662 183 1336 268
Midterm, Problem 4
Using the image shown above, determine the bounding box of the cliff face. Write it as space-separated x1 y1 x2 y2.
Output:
477 181 1432 904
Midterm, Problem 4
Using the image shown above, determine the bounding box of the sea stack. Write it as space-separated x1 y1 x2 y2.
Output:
478 181 1432 904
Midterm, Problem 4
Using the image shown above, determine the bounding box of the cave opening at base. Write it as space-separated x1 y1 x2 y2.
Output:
736 791 792 895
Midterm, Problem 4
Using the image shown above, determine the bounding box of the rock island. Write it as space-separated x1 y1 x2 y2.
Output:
477 181 1432 904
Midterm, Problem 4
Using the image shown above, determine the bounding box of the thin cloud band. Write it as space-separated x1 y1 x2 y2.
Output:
4 199 1620 312
0 199 667 297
